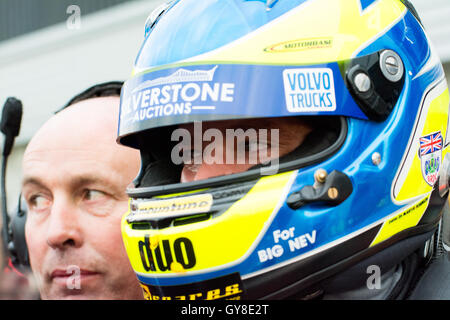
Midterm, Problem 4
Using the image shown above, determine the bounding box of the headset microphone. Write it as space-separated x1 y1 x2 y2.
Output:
1 98 23 157
1 97 26 270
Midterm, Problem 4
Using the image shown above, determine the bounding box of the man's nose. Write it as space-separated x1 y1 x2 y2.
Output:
46 196 82 250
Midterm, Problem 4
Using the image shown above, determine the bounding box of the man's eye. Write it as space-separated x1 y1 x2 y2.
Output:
84 190 107 202
29 195 51 212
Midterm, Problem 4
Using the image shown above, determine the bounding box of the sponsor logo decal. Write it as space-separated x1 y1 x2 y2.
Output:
419 131 442 186
283 68 337 113
264 37 333 53
258 227 317 263
121 66 235 123
140 273 244 300
132 66 219 92
128 194 213 222
139 235 197 273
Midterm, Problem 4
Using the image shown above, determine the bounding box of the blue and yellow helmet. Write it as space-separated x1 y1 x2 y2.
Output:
118 0 450 299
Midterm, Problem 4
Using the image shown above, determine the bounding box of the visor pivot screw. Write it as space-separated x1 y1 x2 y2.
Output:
372 152 382 166
380 50 404 82
385 57 399 74
314 169 328 186
328 187 339 200
354 72 371 93
131 203 138 212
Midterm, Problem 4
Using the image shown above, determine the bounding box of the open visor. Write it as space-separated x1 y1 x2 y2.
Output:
118 49 405 148
118 50 405 195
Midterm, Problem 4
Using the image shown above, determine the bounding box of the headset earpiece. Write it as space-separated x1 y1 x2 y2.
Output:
7 195 30 271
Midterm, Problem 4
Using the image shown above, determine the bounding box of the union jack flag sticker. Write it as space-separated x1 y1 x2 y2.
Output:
419 131 442 186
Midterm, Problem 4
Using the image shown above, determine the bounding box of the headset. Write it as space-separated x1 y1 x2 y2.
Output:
1 81 124 272
1 97 26 272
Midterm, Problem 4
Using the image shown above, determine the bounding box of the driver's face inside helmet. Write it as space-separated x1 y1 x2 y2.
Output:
176 117 312 182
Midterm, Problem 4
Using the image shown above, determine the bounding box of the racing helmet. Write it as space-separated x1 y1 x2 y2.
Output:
118 0 450 300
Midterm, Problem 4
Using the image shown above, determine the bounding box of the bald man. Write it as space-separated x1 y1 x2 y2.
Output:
21 84 144 299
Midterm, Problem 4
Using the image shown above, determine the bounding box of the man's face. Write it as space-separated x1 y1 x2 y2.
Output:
22 97 143 300
179 117 312 182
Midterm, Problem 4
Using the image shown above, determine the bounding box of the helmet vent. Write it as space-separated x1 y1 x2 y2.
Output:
173 213 211 227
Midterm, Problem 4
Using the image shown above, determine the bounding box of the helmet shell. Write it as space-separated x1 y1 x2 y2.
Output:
119 0 450 299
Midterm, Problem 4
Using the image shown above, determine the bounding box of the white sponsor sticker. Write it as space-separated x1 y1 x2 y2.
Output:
283 68 337 113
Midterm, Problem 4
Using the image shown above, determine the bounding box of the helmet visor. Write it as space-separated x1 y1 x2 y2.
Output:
118 61 367 147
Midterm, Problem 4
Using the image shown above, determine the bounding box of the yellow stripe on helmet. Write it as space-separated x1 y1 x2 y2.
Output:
185 0 407 65
122 171 297 276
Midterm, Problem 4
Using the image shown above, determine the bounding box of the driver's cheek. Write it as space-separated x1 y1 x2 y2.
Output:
180 163 200 183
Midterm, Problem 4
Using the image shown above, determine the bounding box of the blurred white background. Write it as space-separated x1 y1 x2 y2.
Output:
0 0 448 213
0 0 165 210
